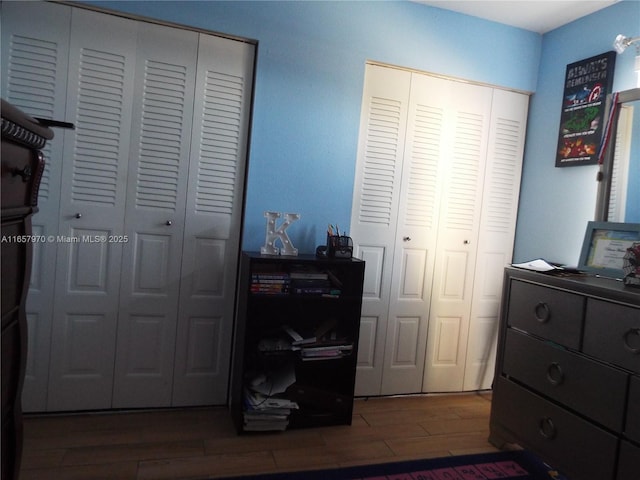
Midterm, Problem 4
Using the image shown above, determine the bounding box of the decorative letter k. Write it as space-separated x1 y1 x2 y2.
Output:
261 211 300 256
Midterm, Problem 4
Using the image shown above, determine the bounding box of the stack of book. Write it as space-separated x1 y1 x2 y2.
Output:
243 365 298 431
299 342 353 361
243 389 299 431
250 271 290 295
282 321 353 361
290 271 339 295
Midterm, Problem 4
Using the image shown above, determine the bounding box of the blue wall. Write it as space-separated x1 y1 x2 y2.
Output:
514 0 640 264
87 0 637 262
88 0 540 253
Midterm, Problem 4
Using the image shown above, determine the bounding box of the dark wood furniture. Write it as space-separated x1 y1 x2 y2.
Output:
230 252 365 433
1 100 53 480
490 267 640 480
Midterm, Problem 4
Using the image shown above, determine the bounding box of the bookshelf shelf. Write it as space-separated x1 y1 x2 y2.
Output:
230 252 365 433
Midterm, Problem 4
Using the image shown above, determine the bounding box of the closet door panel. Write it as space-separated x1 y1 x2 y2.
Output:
48 9 138 411
172 34 255 405
355 246 384 376
463 89 528 390
351 65 411 396
1 1 71 411
357 316 379 369
113 22 198 409
423 82 493 393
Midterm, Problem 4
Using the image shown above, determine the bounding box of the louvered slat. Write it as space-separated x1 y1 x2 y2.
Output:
484 118 522 233
194 71 244 215
135 60 188 210
5 34 60 200
358 96 402 226
404 104 442 228
446 111 484 230
71 48 126 206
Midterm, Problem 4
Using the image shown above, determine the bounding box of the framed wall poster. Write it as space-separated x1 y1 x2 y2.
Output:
578 221 640 279
555 51 616 167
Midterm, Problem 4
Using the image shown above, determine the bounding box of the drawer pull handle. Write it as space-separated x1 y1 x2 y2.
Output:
538 417 557 439
534 302 551 323
623 327 640 354
11 165 32 182
546 362 564 386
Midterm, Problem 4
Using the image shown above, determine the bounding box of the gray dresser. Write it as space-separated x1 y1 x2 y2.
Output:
490 267 640 480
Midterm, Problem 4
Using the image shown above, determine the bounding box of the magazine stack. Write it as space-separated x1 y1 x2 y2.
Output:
242 365 298 431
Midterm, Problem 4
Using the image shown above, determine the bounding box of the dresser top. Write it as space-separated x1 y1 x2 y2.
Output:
506 267 640 307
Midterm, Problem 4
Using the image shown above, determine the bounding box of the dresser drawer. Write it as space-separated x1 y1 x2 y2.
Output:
583 299 640 373
492 377 618 480
503 329 627 432
625 375 640 443
617 441 640 480
507 280 584 349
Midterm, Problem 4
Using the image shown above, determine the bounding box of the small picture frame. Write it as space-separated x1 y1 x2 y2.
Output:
578 221 640 279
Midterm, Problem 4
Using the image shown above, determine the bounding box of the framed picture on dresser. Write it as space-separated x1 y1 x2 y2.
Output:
578 221 640 279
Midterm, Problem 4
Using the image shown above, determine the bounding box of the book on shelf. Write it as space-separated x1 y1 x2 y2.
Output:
300 343 353 361
250 271 290 295
290 271 329 280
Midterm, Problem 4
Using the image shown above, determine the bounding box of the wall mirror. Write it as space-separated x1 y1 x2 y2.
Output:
596 87 640 222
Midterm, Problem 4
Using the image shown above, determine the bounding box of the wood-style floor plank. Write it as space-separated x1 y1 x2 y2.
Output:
21 392 496 479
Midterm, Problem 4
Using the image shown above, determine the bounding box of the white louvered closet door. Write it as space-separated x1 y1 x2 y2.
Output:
352 63 529 396
350 65 411 396
172 33 255 406
0 1 71 412
48 8 138 411
422 81 493 393
380 72 444 395
112 24 198 408
463 89 528 391
2 2 255 411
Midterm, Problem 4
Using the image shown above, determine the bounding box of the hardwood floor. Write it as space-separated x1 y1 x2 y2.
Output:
20 391 498 480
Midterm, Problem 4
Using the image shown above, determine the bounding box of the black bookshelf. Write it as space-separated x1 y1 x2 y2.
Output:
230 252 365 433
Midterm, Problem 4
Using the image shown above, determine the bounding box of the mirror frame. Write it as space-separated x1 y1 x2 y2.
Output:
595 87 640 221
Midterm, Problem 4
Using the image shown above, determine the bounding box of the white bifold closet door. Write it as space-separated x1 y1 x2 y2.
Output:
351 63 528 396
48 8 138 411
112 22 198 409
1 1 71 412
1 2 254 411
172 32 254 407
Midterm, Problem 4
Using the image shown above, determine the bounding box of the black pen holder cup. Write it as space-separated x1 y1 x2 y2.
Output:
327 235 353 259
